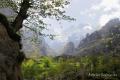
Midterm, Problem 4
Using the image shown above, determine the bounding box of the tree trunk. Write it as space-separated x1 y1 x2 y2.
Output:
0 0 31 79
0 21 24 80
0 0 31 80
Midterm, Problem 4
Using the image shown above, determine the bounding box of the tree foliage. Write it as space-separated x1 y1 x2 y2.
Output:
1 0 74 36
22 55 120 80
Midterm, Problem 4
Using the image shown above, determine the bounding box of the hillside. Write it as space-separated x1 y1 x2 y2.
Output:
76 18 120 56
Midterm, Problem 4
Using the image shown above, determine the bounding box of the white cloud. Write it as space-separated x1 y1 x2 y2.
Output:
80 0 120 21
99 15 110 26
90 0 120 26
91 0 120 11
101 0 120 11
99 11 120 26
83 25 93 31
97 0 120 26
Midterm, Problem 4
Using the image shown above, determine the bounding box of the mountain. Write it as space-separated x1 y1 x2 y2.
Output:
76 18 120 56
62 42 76 55
21 30 55 57
39 38 56 56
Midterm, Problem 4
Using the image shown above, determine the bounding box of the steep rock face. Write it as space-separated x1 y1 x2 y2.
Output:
0 23 23 80
22 34 55 57
62 42 75 55
39 38 55 56
76 18 120 56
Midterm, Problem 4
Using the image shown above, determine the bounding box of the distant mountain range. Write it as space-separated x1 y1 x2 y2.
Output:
62 18 120 56
22 18 120 57
39 38 56 56
62 42 75 55
21 31 56 57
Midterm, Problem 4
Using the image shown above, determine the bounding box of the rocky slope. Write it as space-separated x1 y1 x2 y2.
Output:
76 18 120 56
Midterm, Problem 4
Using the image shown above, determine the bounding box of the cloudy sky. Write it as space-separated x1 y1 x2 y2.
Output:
43 0 120 50
3 0 119 52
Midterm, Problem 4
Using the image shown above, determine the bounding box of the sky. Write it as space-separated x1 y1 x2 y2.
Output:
43 0 120 52
0 0 120 53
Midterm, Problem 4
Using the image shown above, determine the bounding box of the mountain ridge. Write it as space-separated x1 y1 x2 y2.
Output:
75 18 120 56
